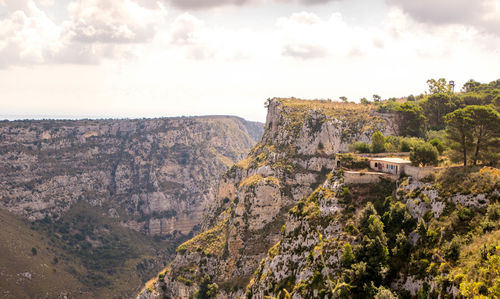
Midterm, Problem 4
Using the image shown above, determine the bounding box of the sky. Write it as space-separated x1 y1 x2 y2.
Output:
1 0 500 122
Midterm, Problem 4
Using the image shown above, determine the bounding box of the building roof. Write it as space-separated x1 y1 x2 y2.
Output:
370 157 411 164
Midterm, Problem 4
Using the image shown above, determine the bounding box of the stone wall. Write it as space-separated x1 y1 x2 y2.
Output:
403 165 436 180
344 171 396 185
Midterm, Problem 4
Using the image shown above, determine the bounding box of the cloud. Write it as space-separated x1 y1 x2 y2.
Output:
277 12 357 59
167 0 340 9
0 0 60 68
63 0 167 44
386 0 500 36
168 0 250 9
167 12 263 60
0 0 167 67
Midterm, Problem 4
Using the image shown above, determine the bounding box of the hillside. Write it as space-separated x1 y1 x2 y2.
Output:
138 97 499 298
0 116 263 297
138 98 396 298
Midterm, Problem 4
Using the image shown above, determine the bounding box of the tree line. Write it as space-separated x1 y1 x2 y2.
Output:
352 78 500 167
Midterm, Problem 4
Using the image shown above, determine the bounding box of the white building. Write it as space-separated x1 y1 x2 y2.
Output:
369 157 411 175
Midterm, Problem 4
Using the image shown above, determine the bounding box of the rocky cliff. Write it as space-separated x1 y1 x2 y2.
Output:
0 115 263 297
248 168 499 298
0 116 262 236
139 98 396 298
140 99 499 299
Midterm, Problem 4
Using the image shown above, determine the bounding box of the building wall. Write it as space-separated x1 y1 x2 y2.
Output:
370 161 406 175
344 171 397 185
403 165 436 180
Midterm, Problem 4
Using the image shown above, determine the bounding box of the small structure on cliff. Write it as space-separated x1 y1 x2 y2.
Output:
369 157 411 175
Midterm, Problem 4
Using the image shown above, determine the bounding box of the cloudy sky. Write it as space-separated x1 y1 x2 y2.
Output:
1 0 500 122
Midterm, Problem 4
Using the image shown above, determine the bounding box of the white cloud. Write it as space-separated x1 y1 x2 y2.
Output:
0 0 167 67
167 12 266 60
166 0 341 9
277 12 371 59
63 0 167 44
0 0 60 67
386 0 500 36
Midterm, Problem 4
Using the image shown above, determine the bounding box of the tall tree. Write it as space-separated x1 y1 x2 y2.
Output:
421 93 456 130
467 105 500 165
461 79 481 93
371 131 385 153
394 102 426 137
373 94 381 102
444 108 475 167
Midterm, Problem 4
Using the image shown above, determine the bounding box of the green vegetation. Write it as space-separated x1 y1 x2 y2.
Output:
434 166 500 196
371 131 386 153
195 275 219 298
445 105 500 167
349 141 370 153
31 202 176 296
351 78 500 168
253 161 499 298
394 102 426 137
410 142 439 166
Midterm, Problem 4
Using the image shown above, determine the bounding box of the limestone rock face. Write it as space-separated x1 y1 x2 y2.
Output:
0 116 263 237
138 98 395 298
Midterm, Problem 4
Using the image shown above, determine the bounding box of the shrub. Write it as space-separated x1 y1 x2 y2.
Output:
371 131 385 153
444 235 462 263
349 141 370 153
399 138 412 152
429 138 445 154
341 243 355 268
374 286 397 299
410 143 439 166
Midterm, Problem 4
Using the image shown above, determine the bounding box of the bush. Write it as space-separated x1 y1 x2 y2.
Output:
410 143 439 166
429 138 445 154
374 286 397 299
371 131 386 153
444 236 462 263
349 141 371 153
399 138 412 152
341 243 355 268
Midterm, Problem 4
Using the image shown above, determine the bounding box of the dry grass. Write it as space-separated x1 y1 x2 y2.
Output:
176 209 230 256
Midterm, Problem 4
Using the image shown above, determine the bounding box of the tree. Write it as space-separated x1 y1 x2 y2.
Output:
445 108 475 167
421 93 455 130
371 131 385 153
427 78 452 94
360 97 370 105
195 275 218 299
467 105 500 165
410 142 439 166
373 94 381 102
340 96 348 103
461 79 481 93
429 138 445 154
394 102 426 137
341 243 355 268
407 94 415 101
